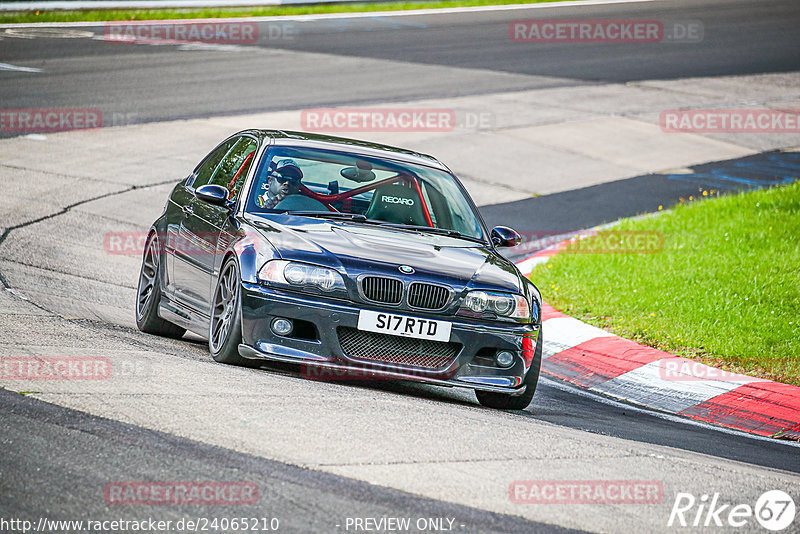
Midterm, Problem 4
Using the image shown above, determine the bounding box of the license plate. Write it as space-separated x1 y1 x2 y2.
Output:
357 310 452 342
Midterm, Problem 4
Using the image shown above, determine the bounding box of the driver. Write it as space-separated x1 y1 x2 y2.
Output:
256 159 303 209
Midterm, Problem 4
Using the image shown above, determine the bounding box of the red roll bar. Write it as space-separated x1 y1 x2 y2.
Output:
298 174 434 227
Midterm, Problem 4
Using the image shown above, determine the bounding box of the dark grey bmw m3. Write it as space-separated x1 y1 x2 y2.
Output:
136 130 543 409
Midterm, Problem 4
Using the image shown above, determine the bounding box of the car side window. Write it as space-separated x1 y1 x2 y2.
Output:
189 138 238 190
210 137 259 200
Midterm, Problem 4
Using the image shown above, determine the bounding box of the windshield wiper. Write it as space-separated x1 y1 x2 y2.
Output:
285 211 367 222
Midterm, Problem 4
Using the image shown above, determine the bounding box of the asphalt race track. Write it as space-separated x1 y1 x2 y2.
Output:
1 0 799 127
1 0 800 532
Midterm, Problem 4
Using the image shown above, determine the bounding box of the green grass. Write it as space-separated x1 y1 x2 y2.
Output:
0 0 581 24
531 182 800 386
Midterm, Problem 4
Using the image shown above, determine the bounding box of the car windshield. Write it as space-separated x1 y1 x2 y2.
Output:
244 146 486 241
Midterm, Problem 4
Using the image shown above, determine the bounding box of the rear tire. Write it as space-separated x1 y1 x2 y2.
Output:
209 257 253 366
476 329 542 410
136 233 186 339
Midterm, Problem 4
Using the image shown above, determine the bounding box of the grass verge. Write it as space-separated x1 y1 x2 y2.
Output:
531 182 800 386
0 0 581 24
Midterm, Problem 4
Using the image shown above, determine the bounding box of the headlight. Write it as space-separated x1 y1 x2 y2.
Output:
258 260 346 293
460 290 531 320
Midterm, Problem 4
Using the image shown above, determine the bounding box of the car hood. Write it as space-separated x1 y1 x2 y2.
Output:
248 215 524 292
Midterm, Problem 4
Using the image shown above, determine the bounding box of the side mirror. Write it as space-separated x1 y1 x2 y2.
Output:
490 226 522 248
195 184 230 207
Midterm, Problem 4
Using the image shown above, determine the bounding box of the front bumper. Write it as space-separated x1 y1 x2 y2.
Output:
239 282 540 395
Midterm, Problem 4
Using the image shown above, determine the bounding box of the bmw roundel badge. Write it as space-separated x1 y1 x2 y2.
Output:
398 265 415 274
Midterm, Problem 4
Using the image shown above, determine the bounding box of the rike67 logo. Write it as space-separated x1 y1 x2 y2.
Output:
668 490 796 531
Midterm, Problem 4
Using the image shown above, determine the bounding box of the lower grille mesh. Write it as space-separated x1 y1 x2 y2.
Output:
337 327 460 370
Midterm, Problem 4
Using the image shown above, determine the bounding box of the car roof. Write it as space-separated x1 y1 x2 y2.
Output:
237 129 449 171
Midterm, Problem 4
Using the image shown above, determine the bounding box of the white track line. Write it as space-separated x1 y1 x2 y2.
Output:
0 62 43 72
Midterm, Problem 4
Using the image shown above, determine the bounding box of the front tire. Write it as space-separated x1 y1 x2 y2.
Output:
136 233 186 339
476 329 542 410
209 257 251 366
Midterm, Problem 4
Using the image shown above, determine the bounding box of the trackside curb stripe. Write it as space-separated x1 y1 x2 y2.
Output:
593 360 758 414
514 237 800 439
680 382 800 437
543 336 666 388
541 316 613 358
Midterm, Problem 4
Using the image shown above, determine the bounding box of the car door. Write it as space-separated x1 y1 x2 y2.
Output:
172 136 259 314
169 137 237 312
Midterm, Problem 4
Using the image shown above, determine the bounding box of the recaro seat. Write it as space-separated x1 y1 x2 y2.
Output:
365 183 427 226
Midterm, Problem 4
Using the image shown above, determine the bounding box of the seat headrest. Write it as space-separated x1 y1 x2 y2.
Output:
365 183 426 226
